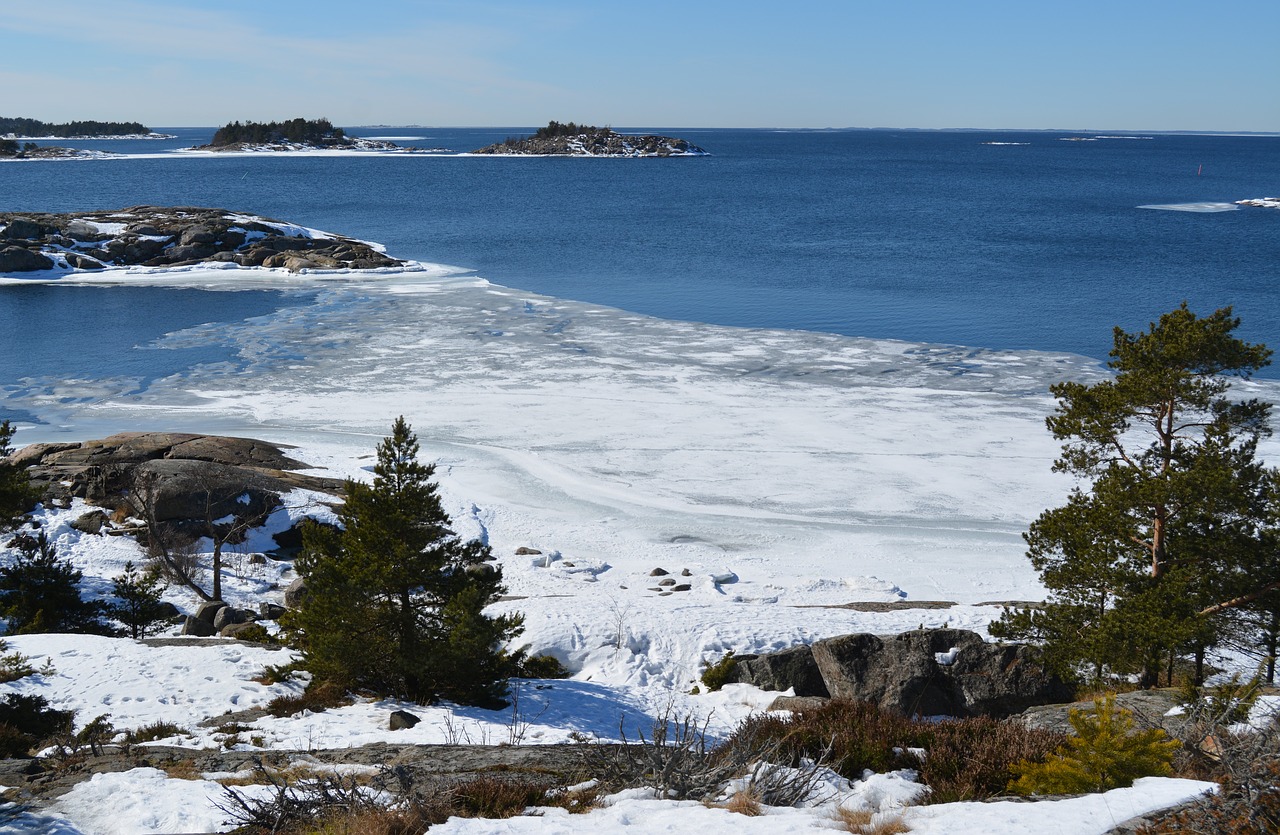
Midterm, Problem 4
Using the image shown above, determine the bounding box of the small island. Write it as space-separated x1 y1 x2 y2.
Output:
0 116 168 139
471 121 708 157
0 206 404 273
190 117 410 153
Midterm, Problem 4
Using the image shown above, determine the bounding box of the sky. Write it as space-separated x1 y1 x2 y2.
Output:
2 0 1277 132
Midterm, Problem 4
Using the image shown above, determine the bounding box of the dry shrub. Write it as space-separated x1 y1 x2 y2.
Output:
267 680 353 717
733 700 921 779
161 759 203 781
835 807 911 835
921 716 1065 803
725 699 1064 804
1138 711 1280 835
124 720 188 744
445 774 553 819
720 788 763 816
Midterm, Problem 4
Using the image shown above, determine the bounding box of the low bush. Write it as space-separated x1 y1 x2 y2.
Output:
921 716 1064 803
266 680 353 717
723 699 1067 804
699 652 737 692
517 653 570 679
0 693 74 755
124 720 188 744
264 676 353 717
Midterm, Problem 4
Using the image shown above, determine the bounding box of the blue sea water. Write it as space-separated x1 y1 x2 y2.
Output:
0 126 1277 423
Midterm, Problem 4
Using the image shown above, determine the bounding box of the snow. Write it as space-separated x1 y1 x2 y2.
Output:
2 261 1269 833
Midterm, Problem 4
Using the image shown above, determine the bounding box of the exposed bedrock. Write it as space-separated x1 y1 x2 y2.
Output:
10 432 344 528
0 206 404 272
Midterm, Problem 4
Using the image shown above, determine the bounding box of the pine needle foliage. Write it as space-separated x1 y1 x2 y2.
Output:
0 532 110 634
1010 694 1179 795
108 561 170 639
284 417 523 707
0 420 38 530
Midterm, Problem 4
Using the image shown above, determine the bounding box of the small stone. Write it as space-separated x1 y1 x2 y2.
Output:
389 710 421 730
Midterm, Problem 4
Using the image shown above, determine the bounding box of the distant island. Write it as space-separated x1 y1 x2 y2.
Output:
0 116 166 139
0 138 121 161
190 117 409 153
471 121 708 157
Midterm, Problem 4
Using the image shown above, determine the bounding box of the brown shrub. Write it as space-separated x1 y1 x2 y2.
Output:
267 680 353 717
723 699 1064 804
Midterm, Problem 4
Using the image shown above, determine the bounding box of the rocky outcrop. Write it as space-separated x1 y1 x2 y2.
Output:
10 432 344 551
472 129 707 157
731 628 1072 719
729 645 829 698
0 206 404 273
1018 689 1183 735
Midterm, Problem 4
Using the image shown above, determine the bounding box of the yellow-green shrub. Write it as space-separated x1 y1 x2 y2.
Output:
1010 694 1178 795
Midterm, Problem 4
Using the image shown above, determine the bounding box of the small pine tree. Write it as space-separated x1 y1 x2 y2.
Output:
284 417 523 706
1009 694 1179 795
0 532 110 634
109 561 170 639
0 421 38 530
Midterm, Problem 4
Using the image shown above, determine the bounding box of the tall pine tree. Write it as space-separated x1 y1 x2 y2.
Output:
284 418 523 706
993 304 1280 686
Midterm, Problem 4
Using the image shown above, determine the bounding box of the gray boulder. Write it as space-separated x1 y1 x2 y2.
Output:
195 600 228 624
810 628 1071 718
127 459 282 524
70 510 109 535
730 645 830 698
0 246 54 272
258 602 287 621
389 710 421 730
283 577 308 608
213 606 252 631
181 615 217 637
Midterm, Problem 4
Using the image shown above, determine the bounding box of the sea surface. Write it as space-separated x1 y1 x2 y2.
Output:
1 126 1278 424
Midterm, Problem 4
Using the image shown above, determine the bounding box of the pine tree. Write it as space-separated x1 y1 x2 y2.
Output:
0 421 38 530
109 561 170 639
1010 694 1178 794
284 417 523 706
0 532 110 634
992 304 1279 686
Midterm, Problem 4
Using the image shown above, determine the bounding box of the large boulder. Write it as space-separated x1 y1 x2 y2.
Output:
127 459 282 524
809 628 1070 718
730 644 830 697
0 246 54 272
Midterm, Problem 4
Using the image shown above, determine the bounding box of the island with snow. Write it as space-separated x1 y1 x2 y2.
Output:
0 206 404 274
188 117 415 153
471 120 708 157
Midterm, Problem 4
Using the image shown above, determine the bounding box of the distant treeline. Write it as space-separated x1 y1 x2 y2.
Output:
0 117 149 137
501 121 613 147
210 118 345 147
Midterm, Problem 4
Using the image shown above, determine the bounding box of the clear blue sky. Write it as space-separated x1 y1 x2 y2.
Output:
4 0 1277 131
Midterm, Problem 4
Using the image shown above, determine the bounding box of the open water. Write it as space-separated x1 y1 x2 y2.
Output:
1 126 1278 423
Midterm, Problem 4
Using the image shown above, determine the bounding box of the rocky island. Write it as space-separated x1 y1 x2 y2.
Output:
189 117 411 153
0 206 404 273
471 120 707 157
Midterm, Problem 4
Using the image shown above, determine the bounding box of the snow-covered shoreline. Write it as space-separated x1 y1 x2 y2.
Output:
3 260 1272 834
